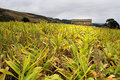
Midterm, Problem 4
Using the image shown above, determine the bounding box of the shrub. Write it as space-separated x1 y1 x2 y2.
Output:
0 15 15 22
21 17 30 22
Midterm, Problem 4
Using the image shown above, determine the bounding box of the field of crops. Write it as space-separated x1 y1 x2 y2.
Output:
0 21 120 80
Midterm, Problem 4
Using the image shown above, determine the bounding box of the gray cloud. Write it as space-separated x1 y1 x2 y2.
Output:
0 0 120 23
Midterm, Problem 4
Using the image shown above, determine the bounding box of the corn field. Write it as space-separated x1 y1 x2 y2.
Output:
0 21 120 80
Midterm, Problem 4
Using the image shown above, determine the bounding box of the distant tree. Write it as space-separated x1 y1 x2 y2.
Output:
104 23 107 26
0 15 15 22
106 18 120 29
92 23 104 27
21 17 30 22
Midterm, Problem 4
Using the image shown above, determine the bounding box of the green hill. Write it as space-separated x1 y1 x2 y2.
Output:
0 8 59 23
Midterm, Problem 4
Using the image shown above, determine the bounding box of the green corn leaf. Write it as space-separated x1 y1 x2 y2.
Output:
80 65 93 80
57 70 70 80
25 59 40 72
43 61 51 69
45 74 63 80
43 57 56 69
25 67 42 80
7 54 12 61
20 55 31 80
5 60 20 75
25 67 34 78
23 55 31 73
13 56 21 64
21 49 35 58
0 69 18 79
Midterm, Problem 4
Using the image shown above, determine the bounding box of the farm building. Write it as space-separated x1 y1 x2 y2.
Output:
71 19 92 26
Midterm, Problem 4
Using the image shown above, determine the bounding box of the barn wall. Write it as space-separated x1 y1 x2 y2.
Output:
72 19 92 26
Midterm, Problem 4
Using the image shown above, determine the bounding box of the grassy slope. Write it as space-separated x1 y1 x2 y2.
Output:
0 21 120 80
0 8 59 23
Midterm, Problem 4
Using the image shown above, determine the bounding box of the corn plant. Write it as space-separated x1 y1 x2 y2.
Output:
0 21 120 80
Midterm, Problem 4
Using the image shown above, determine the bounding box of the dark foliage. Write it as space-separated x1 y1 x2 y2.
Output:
92 23 105 27
61 19 71 24
21 17 30 22
0 9 4 13
0 15 15 22
106 18 120 29
54 18 72 24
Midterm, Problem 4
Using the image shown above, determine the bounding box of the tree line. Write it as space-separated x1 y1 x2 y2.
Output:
105 18 120 29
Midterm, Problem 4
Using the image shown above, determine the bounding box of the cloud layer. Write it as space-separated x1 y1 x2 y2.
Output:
0 0 120 23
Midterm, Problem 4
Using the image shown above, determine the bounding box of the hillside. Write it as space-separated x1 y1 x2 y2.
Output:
0 8 59 23
0 8 107 26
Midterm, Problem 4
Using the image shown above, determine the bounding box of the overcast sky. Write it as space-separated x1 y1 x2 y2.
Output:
0 0 120 23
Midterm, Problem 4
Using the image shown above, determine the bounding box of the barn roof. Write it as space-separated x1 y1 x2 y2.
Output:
72 19 92 22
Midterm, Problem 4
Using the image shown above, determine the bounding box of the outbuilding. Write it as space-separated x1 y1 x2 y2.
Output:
71 19 92 26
